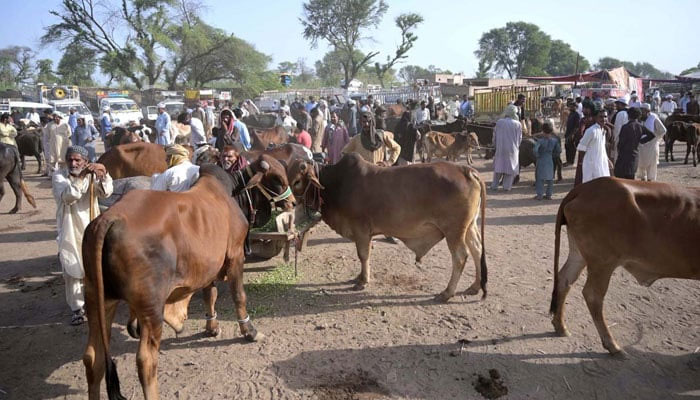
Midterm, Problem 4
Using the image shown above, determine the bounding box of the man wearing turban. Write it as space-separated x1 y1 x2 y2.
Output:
52 145 113 325
150 144 200 192
491 104 523 191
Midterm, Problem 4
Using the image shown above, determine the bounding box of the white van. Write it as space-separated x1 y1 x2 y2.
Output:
0 100 53 122
100 98 143 127
50 99 94 126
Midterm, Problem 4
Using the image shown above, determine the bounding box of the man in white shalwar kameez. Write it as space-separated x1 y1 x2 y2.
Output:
150 144 200 192
52 146 113 325
49 113 72 175
576 109 611 184
637 103 667 181
491 104 522 191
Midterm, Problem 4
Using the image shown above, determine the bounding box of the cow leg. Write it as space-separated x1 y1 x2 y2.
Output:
7 171 22 214
684 142 690 164
352 236 372 290
163 293 193 335
462 222 483 296
551 232 587 337
35 152 42 174
202 282 220 337
436 233 469 302
127 307 140 339
83 299 119 400
20 154 25 170
582 265 621 355
226 254 260 342
136 317 163 400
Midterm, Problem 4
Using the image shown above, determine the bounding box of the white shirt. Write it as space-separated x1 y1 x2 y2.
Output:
52 170 113 278
577 123 610 183
415 108 430 123
189 117 206 146
629 101 642 108
151 161 200 192
660 100 677 114
26 112 40 124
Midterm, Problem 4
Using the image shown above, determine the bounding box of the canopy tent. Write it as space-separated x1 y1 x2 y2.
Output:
522 67 643 98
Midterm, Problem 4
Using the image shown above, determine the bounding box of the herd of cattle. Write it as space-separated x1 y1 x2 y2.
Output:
1 109 699 399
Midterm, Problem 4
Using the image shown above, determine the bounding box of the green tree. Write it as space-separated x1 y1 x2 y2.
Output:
315 50 349 86
681 62 700 76
373 13 423 88
43 0 177 89
0 46 34 88
36 59 59 84
398 64 431 83
594 58 674 79
474 58 492 78
546 40 590 76
475 22 551 78
300 0 388 88
277 61 298 74
56 42 96 85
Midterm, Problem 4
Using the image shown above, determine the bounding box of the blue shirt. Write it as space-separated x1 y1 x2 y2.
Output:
155 112 171 145
74 124 99 147
460 100 473 117
234 120 251 150
68 113 78 132
100 114 112 140
305 102 318 113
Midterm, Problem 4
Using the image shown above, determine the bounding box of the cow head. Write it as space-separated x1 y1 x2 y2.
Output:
287 159 324 211
245 154 296 212
457 131 480 150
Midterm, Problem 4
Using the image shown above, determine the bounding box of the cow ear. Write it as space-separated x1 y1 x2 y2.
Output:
244 171 264 190
309 174 324 190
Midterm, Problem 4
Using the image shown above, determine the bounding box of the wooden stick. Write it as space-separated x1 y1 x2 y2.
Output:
89 173 95 221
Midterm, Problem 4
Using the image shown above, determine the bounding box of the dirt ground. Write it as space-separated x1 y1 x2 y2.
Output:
0 139 699 400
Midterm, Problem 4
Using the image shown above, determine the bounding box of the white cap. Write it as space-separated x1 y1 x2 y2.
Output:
157 102 166 108
665 94 673 99
102 106 110 111
614 98 628 105
641 103 651 110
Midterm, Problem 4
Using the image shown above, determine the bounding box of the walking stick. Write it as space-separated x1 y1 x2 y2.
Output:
89 172 95 221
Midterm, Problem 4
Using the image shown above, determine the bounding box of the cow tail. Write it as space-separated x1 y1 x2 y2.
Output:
87 217 125 400
550 194 568 315
477 171 487 299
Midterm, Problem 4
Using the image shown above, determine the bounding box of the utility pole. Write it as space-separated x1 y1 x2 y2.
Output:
573 52 580 89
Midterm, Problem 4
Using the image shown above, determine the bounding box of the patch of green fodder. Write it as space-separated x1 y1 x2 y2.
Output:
245 262 299 317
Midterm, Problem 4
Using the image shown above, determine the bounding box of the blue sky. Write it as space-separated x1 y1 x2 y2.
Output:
3 0 699 83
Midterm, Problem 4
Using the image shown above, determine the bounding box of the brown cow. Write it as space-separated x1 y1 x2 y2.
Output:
97 142 167 179
287 153 487 301
424 131 480 163
81 160 295 399
250 125 288 150
550 177 700 356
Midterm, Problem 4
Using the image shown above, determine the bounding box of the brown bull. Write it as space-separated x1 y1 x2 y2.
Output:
288 153 487 301
425 131 480 163
551 177 700 356
82 160 294 400
97 142 167 179
250 125 288 150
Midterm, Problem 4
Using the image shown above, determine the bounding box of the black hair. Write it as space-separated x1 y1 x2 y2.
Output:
0 113 9 121
627 107 641 120
232 108 243 119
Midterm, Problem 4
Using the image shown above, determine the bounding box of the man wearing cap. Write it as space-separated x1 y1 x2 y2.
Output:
629 94 642 109
491 105 522 191
659 95 677 117
637 103 666 181
414 100 430 124
275 106 297 136
611 98 629 161
346 99 359 137
155 103 172 146
151 144 199 192
73 116 100 162
67 107 78 132
52 145 112 325
563 100 581 166
41 110 55 176
25 108 41 125
49 113 72 175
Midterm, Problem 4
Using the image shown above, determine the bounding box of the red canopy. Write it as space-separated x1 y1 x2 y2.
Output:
522 67 640 83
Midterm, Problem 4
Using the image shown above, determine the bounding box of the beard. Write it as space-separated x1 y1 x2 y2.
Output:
69 166 85 176
221 160 233 170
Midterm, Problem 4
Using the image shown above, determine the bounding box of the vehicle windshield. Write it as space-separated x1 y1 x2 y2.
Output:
55 104 91 115
166 104 184 115
109 102 139 112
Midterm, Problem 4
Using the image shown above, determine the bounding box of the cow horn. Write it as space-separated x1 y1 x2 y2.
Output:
260 160 270 171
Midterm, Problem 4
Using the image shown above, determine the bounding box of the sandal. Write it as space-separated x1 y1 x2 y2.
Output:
71 309 86 326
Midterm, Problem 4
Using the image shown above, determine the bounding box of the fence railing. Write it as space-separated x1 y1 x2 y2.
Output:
474 86 544 116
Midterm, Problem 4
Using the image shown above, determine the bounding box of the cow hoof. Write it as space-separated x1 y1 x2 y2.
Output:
352 283 366 291
552 321 570 337
609 349 628 360
435 291 453 303
127 320 141 339
9 207 19 214
205 327 221 337
244 327 264 342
